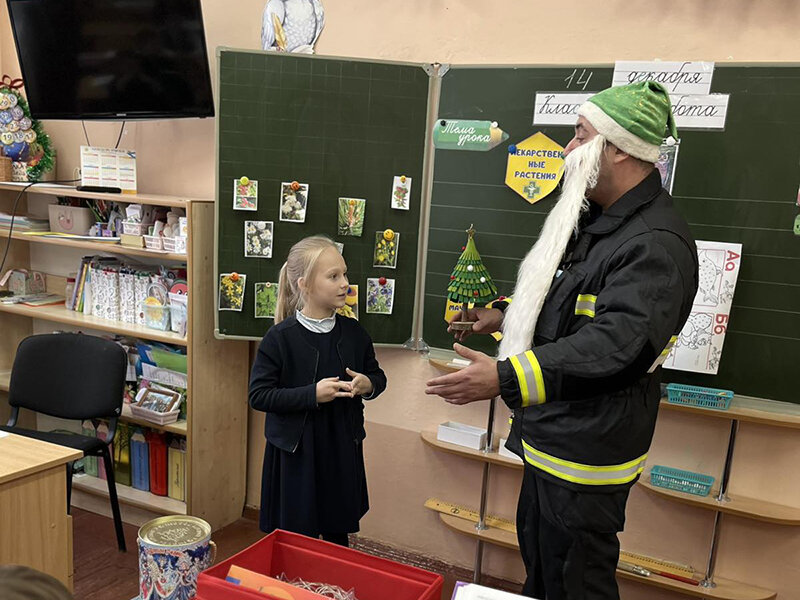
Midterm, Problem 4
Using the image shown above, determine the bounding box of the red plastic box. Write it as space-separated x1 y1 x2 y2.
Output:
197 530 443 600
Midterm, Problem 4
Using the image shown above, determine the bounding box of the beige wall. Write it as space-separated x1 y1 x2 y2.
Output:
3 1 800 597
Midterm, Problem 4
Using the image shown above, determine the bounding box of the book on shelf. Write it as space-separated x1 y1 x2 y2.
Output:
0 213 49 232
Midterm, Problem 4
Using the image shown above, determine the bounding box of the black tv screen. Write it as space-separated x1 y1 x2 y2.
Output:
7 0 214 120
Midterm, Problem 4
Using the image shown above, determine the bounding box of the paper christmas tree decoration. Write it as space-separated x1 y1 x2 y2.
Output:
447 225 498 330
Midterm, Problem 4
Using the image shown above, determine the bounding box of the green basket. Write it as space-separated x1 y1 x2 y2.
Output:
650 465 714 497
666 383 733 411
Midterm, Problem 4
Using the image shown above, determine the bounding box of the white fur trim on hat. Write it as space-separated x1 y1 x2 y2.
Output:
578 101 660 163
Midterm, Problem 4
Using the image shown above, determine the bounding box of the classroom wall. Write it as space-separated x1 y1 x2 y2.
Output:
3 1 800 598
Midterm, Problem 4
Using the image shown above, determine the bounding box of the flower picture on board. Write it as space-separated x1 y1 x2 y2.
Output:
234 177 258 211
219 273 246 312
338 198 366 237
254 282 278 318
366 277 394 315
336 284 359 320
280 181 308 223
244 221 274 258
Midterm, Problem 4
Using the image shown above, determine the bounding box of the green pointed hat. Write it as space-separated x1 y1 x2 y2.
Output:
578 81 678 163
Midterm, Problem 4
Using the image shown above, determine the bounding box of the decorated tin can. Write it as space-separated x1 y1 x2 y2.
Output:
138 515 216 600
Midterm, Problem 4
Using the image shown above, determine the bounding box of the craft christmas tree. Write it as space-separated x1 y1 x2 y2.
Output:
447 225 498 329
0 76 54 182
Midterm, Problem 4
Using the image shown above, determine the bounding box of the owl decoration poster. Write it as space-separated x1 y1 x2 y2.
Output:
261 0 325 54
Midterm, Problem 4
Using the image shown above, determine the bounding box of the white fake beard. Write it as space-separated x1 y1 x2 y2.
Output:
498 135 606 360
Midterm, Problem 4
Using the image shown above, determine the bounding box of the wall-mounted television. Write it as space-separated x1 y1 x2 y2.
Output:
6 0 214 120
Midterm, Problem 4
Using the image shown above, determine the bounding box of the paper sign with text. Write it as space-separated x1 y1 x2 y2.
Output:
671 93 730 129
434 119 509 151
505 132 564 203
532 92 593 126
613 61 715 95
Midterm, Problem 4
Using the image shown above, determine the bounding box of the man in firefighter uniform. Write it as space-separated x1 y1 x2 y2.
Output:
426 81 699 599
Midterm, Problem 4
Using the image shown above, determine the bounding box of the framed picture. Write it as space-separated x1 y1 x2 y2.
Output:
136 388 181 413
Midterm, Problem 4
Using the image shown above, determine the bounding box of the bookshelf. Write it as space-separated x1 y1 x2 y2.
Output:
0 186 249 531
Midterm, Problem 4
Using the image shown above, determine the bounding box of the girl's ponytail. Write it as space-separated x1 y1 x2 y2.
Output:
274 261 296 323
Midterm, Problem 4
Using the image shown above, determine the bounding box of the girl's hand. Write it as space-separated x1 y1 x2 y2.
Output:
316 377 353 404
345 368 374 397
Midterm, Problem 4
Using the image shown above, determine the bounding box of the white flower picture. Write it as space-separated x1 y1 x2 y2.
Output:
244 220 274 259
280 182 308 223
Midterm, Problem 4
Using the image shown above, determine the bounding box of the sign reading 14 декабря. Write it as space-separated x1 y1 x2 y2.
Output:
433 119 509 151
505 132 565 204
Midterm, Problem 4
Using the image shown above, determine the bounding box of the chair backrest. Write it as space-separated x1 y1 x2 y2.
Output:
9 333 127 420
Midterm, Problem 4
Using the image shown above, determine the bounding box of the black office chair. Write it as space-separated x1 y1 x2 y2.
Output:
1 333 127 551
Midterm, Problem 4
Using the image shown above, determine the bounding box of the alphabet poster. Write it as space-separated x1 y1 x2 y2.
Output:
663 240 743 375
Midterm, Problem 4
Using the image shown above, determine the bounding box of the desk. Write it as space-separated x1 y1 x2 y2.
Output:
0 432 82 590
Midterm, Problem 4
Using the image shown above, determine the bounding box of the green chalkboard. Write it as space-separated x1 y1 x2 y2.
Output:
215 50 432 343
422 64 800 404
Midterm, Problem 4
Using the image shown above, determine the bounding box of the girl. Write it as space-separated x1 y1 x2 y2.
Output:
249 235 386 546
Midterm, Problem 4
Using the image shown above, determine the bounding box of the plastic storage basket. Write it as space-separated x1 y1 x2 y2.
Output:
142 302 170 331
665 383 733 411
650 465 715 497
122 221 148 236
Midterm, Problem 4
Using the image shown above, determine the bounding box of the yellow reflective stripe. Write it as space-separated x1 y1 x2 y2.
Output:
522 439 648 486
575 293 597 318
648 335 679 373
523 351 546 405
509 355 531 408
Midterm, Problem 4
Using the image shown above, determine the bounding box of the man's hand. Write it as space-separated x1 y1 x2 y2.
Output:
448 307 504 342
316 377 353 404
345 368 374 397
425 344 500 405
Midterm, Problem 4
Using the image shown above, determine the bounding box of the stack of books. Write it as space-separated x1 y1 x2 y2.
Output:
0 212 49 233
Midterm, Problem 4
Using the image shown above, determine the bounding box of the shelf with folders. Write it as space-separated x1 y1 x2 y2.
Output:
0 188 249 530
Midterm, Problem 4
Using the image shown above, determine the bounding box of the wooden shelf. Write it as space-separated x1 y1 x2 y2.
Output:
661 396 800 430
0 182 211 207
440 512 775 599
120 404 187 436
420 429 523 470
72 473 186 515
0 301 187 346
638 477 800 526
617 569 775 600
8 231 187 262
437 512 519 550
0 371 9 393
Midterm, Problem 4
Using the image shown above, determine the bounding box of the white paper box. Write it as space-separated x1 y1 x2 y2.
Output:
454 582 534 600
498 438 523 463
437 421 487 450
